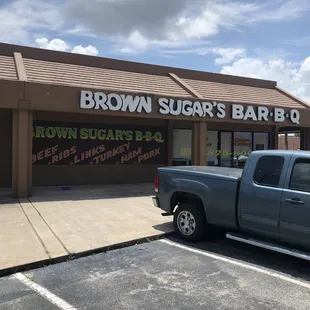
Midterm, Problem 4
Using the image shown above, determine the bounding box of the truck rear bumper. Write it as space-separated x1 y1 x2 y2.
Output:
152 196 160 209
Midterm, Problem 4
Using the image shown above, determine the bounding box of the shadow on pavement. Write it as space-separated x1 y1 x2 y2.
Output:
0 184 155 204
29 183 154 202
152 222 174 233
167 235 310 283
0 184 156 206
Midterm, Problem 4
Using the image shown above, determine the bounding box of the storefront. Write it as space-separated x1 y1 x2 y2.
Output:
1 42 310 198
173 129 270 168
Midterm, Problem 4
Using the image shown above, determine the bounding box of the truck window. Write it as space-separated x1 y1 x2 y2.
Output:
253 155 284 187
289 158 310 192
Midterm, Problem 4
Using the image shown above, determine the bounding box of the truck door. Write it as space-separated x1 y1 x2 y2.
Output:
280 156 310 249
238 154 286 239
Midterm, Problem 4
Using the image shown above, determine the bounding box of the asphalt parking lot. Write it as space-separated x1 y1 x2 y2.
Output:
1 236 310 310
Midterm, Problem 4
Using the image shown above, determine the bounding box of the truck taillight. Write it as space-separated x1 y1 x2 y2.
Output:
154 175 159 193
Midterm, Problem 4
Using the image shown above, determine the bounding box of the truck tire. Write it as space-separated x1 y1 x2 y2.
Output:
173 202 207 242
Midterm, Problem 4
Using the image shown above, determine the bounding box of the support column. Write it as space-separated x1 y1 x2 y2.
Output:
191 122 207 166
167 120 174 166
300 127 310 150
271 126 279 149
12 107 32 198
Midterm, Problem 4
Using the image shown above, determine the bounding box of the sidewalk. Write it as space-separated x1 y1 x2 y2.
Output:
0 184 173 275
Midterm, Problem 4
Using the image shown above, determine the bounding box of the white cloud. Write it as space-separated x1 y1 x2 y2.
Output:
248 0 310 23
161 47 245 65
221 56 310 103
35 37 99 56
1 0 310 54
63 0 261 53
118 31 150 54
116 31 209 54
0 0 63 44
62 0 310 53
213 48 246 65
71 45 99 56
35 38 69 52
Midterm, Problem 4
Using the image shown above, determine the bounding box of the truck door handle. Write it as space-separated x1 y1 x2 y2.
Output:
285 198 305 205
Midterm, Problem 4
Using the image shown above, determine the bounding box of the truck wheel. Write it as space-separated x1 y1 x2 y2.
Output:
173 203 206 242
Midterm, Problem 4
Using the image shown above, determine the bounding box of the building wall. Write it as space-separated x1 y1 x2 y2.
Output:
32 111 168 186
0 109 12 188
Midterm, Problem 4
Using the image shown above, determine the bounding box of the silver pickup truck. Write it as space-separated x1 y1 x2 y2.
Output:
153 150 310 260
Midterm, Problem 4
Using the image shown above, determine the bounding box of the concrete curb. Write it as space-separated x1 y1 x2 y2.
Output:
0 231 174 279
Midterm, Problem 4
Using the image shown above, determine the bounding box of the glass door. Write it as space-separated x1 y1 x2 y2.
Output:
172 129 192 166
254 132 269 151
206 131 218 166
233 132 252 168
219 132 232 167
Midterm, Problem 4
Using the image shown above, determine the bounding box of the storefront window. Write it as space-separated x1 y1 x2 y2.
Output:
254 132 269 151
172 129 270 168
206 131 218 166
173 129 191 165
220 132 232 167
233 132 252 168
32 121 168 166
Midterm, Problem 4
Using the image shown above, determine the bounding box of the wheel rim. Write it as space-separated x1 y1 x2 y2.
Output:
177 210 196 236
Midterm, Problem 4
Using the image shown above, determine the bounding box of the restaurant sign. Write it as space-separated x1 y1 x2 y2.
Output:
32 121 167 166
80 90 301 124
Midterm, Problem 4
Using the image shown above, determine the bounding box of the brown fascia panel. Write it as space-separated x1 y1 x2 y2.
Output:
275 86 310 109
0 42 277 89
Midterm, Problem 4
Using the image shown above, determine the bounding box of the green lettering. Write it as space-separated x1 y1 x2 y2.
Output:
68 128 78 139
114 130 124 141
35 126 45 138
88 129 97 140
80 128 89 139
145 131 152 141
45 127 56 138
97 129 106 140
55 127 75 139
106 129 115 140
125 131 133 141
55 127 68 139
135 131 143 141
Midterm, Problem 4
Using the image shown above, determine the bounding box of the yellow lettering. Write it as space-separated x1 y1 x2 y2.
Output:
154 132 164 143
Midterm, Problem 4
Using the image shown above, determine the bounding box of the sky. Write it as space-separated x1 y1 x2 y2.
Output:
1 0 310 102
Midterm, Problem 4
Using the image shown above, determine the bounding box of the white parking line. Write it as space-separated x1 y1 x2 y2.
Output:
160 239 310 289
14 273 78 310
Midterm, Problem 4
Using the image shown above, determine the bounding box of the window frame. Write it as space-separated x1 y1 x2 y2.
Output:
253 155 285 188
289 158 310 193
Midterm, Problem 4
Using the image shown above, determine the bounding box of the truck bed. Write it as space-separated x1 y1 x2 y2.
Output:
158 166 243 180
157 166 243 229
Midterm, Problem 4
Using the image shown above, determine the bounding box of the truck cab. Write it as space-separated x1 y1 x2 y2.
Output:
239 150 310 250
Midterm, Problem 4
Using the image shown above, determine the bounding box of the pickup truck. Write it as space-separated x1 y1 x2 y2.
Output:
153 150 310 260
